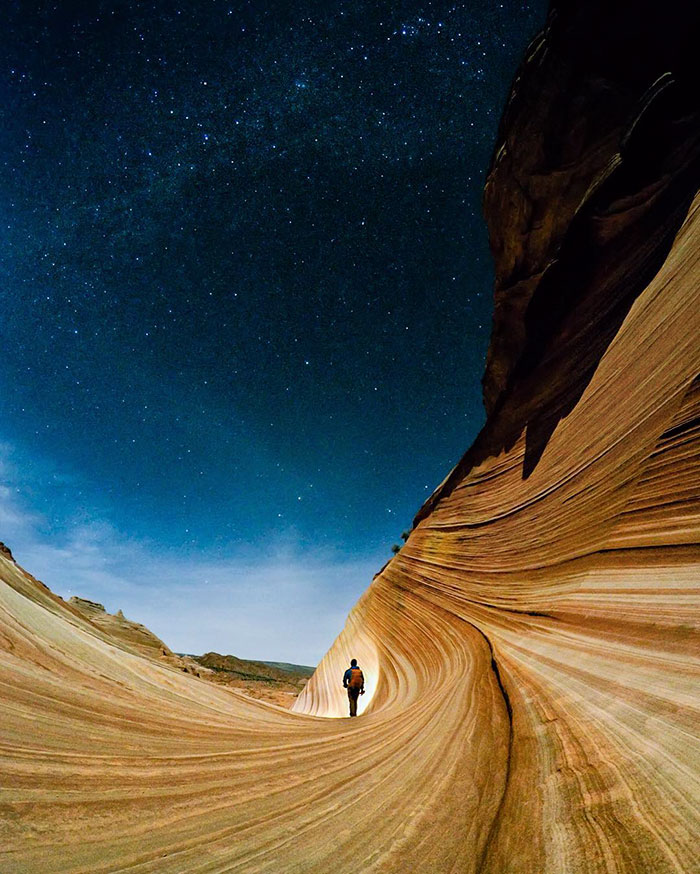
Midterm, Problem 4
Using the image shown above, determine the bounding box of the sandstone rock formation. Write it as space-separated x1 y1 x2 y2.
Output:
297 1 700 868
68 596 179 659
1 1 699 872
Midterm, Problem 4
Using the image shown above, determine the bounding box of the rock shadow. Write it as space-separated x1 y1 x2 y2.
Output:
520 73 700 477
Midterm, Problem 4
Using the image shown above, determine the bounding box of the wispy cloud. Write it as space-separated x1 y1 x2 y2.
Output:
0 442 378 665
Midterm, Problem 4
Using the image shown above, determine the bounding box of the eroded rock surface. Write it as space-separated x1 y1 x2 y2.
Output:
69 596 176 658
1 1 699 871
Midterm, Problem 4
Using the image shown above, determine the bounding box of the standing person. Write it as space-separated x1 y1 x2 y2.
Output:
342 658 365 717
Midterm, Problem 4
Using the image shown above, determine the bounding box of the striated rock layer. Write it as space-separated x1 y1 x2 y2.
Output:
298 1 700 869
2 2 700 871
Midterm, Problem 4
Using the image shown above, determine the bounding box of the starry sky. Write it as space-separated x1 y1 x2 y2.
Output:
1 0 546 664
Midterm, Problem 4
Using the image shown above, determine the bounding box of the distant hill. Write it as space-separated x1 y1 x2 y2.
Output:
259 660 316 675
185 652 314 706
176 652 316 677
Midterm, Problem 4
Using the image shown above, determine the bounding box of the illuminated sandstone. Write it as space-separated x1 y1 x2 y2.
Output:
2 2 699 871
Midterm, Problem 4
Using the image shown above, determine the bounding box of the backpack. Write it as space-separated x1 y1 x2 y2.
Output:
348 666 363 689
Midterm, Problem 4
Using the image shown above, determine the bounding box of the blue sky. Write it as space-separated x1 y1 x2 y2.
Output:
0 1 546 664
0 438 383 664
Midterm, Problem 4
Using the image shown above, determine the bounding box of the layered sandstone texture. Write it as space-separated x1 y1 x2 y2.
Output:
68 597 190 664
2 1 700 872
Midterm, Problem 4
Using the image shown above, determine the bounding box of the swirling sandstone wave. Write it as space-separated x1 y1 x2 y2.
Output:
2 1 700 871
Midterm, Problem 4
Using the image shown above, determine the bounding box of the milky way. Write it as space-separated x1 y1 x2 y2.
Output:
1 1 546 605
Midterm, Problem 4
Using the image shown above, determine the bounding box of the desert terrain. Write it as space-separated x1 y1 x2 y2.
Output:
1 1 699 871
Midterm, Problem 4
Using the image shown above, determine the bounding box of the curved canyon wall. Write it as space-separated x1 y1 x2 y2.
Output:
294 0 700 870
2 1 699 872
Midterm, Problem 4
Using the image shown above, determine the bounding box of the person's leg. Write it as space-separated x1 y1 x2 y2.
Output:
348 688 358 716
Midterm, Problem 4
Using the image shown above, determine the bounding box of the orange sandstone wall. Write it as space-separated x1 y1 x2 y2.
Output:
295 2 700 870
295 195 700 870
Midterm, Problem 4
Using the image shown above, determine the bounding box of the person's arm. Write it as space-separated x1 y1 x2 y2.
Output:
343 668 350 688
360 670 365 693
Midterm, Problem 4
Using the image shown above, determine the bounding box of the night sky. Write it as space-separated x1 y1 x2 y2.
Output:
1 0 546 663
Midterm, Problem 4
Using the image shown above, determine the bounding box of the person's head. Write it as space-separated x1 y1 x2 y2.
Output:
350 658 357 667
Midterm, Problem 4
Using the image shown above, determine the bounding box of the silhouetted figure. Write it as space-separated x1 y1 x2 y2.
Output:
343 658 365 717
